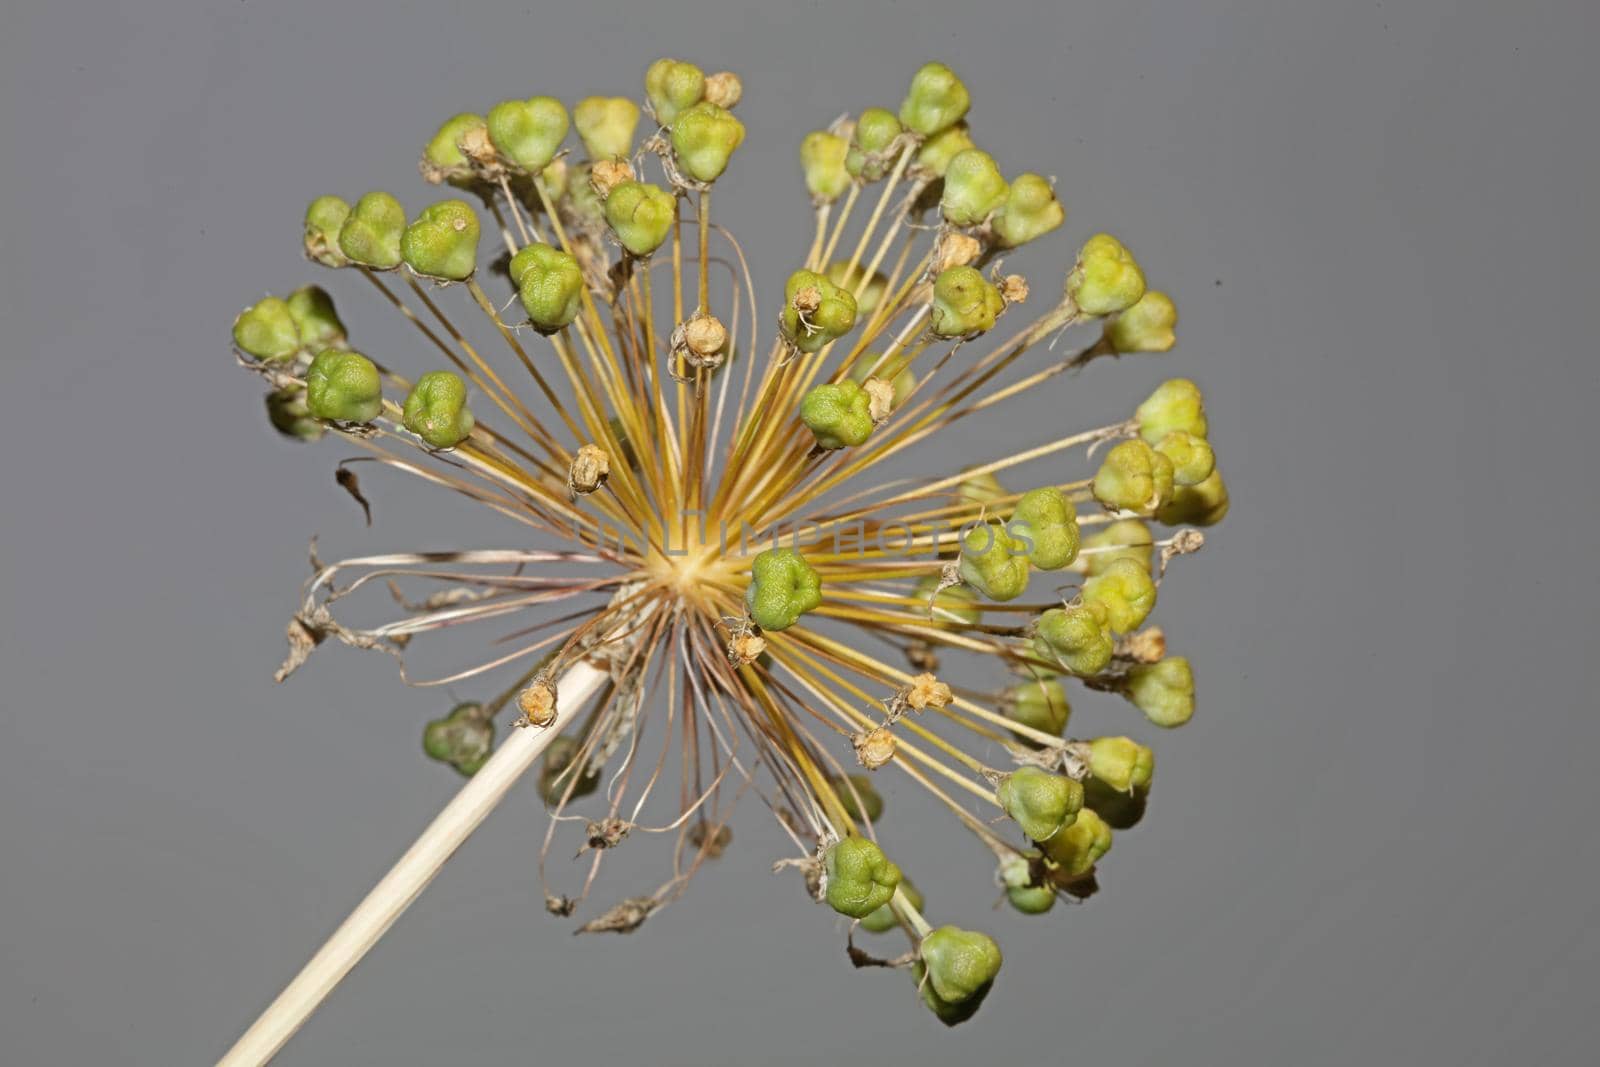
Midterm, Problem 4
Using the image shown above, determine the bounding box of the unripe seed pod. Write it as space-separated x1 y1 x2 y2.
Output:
800 380 875 449
1136 378 1209 444
265 386 324 442
916 122 976 178
824 836 902 918
487 96 569 174
958 521 1031 602
800 130 851 203
1065 233 1147 316
1081 557 1158 634
940 149 1008 226
569 443 610 495
899 61 972 137
304 195 351 267
573 96 641 160
645 58 707 125
513 243 585 333
285 285 346 350
670 102 745 183
402 200 480 281
338 191 406 270
232 296 300 363
1125 656 1195 727
421 113 486 184
1154 430 1216 486
422 702 494 777
1087 736 1155 794
846 108 903 181
826 261 889 317
1011 486 1080 570
1001 854 1055 915
1003 678 1071 739
1105 290 1177 353
957 466 1007 505
704 71 743 109
834 773 884 822
860 878 921 934
402 370 475 449
993 173 1065 248
1093 439 1175 514
1041 806 1112 874
1083 518 1155 577
1156 467 1230 527
918 925 1002 1025
997 765 1083 842
931 266 1006 338
744 547 822 632
912 575 982 626
780 269 857 353
1033 604 1115 675
305 348 382 424
603 180 676 256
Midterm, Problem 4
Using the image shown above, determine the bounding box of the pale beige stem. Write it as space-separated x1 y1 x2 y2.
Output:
217 660 611 1066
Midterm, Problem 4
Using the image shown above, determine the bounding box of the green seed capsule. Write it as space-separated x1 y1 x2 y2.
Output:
304 195 351 268
940 149 1008 227
834 773 885 822
670 102 745 183
846 108 903 181
824 836 902 919
918 925 1002 1024
1154 430 1216 486
305 348 382 424
1001 854 1055 915
800 380 874 450
422 113 487 180
1156 467 1230 527
1083 519 1155 577
899 62 972 137
1003 678 1071 739
486 97 569 174
338 191 407 270
1137 378 1208 444
957 466 1007 505
827 263 889 318
1041 806 1112 875
573 96 640 160
1106 290 1177 353
422 702 494 776
1011 486 1080 570
958 522 1031 602
232 296 300 363
264 386 324 442
1088 736 1154 794
645 58 707 125
540 735 601 805
402 370 475 448
744 547 822 632
930 266 1006 337
1093 439 1175 513
993 173 1065 248
402 200 480 281
800 131 851 203
1033 605 1115 675
912 575 982 626
513 243 584 333
780 269 858 353
915 122 976 178
1083 778 1147 830
563 163 606 229
603 180 676 257
860 879 921 934
1065 233 1147 316
996 766 1083 842
1081 557 1157 634
1125 656 1194 727
285 285 346 350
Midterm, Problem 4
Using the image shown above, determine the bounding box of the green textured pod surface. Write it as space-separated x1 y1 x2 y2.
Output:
487 97 569 173
573 96 640 160
958 522 1031 602
996 766 1083 842
920 925 1002 1009
1083 778 1148 830
645 57 706 125
1004 678 1071 739
940 149 1008 227
540 735 601 805
423 113 486 174
264 386 324 442
337 191 406 270
1066 233 1147 316
304 195 351 267
1033 605 1115 675
860 879 921 934
930 266 1005 337
563 163 606 228
1001 855 1055 915
1126 656 1195 727
1081 557 1158 634
912 576 982 626
780 269 858 353
1088 736 1155 794
402 200 480 281
513 243 584 332
1137 378 1209 444
232 296 299 362
402 370 475 448
846 108 903 181
899 61 971 136
743 547 822 632
1155 430 1216 486
800 380 874 450
828 263 889 319
1041 807 1112 875
1011 486 1080 570
1083 518 1155 577
915 122 976 178
1156 467 1230 527
834 773 885 822
603 180 676 257
305 348 382 424
1106 290 1177 353
800 131 851 203
993 173 1065 248
957 466 1007 505
421 702 494 777
285 285 345 350
824 836 902 918
671 102 745 182
1093 439 1175 513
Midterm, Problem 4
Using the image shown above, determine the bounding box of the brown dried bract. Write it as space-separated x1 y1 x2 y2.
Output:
904 672 952 712
704 71 743 109
589 158 636 200
516 677 559 727
575 896 658 935
569 444 611 496
853 726 896 770
863 377 896 424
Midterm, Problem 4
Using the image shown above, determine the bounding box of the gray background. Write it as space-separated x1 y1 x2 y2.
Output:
2 1 1595 1063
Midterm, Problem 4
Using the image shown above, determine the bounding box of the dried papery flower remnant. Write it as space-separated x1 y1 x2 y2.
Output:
231 56 1228 1025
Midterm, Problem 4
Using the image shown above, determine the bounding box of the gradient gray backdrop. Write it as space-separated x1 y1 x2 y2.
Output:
2 1 1595 1063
